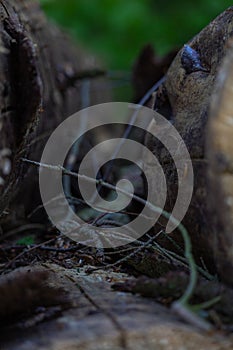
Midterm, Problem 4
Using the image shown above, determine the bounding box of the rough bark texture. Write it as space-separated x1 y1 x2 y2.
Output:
207 39 233 285
0 0 106 226
0 2 233 348
144 7 233 281
1 264 233 350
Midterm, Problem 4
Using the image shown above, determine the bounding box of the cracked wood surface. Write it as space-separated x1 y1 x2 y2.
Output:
207 39 233 285
0 264 233 350
144 7 233 284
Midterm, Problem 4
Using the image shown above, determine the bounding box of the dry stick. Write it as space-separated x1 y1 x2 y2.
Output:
98 76 166 189
22 159 216 331
150 231 214 280
3 237 57 270
18 131 53 157
105 243 144 256
90 76 166 208
36 245 81 253
63 78 90 215
159 230 184 254
27 194 86 219
148 236 214 280
0 1 10 17
88 231 161 271
22 159 195 302
2 225 94 269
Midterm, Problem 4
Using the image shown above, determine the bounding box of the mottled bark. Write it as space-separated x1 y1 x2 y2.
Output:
0 0 106 226
207 39 233 285
1 264 233 350
144 7 233 285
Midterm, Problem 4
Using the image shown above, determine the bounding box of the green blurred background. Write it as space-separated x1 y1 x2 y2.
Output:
40 0 232 70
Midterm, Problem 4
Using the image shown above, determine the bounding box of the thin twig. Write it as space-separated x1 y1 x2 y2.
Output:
101 76 166 185
0 1 10 17
27 194 85 219
18 131 53 156
87 231 160 271
22 157 197 305
3 237 57 270
149 238 214 280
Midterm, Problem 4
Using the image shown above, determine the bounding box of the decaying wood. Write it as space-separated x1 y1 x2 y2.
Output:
1 264 233 350
144 7 233 282
0 0 106 226
0 0 232 287
207 39 233 285
0 3 233 348
0 266 70 326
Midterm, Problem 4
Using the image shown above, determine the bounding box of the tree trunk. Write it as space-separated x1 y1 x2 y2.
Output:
0 3 233 348
144 7 233 285
207 39 233 286
0 0 106 227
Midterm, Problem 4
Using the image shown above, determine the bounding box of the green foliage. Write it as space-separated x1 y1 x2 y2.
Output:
16 236 35 246
40 0 232 69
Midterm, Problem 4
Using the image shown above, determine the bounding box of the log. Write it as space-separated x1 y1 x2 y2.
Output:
144 7 233 284
0 0 106 227
0 264 233 350
0 4 233 348
207 39 233 285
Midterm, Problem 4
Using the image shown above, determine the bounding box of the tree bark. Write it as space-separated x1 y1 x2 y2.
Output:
207 39 233 286
144 7 233 285
0 3 233 348
1 264 233 350
0 0 106 227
